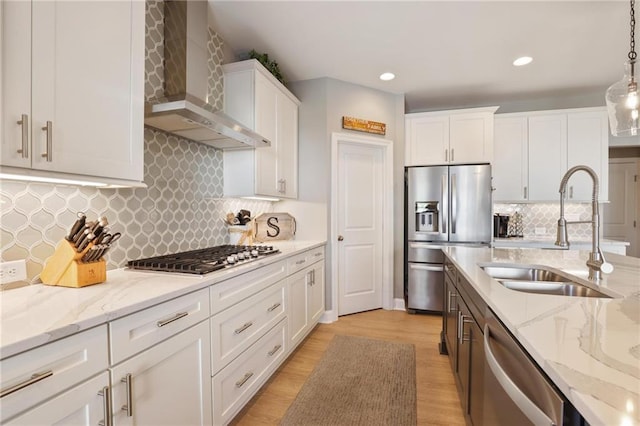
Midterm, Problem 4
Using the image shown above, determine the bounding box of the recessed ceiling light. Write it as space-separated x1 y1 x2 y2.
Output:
513 56 533 67
379 72 395 81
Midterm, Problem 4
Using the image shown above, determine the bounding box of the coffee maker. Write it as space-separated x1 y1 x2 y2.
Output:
493 214 510 238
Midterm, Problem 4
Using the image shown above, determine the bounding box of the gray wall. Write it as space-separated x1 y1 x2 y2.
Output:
278 77 405 311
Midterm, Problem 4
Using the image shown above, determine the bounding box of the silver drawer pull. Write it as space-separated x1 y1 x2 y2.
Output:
0 370 53 398
156 311 188 327
268 344 282 357
41 121 52 162
267 302 281 312
17 114 28 158
234 321 253 335
121 373 133 417
295 259 306 265
98 386 112 426
235 372 254 388
314 252 322 257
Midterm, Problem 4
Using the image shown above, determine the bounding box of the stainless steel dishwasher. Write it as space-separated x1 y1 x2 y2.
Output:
483 309 581 426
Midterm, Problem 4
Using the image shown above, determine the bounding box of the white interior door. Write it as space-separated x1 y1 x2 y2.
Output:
603 159 639 257
337 141 384 315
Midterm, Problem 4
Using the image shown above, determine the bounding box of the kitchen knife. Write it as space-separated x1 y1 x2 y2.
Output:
76 232 95 253
90 217 109 241
66 212 86 243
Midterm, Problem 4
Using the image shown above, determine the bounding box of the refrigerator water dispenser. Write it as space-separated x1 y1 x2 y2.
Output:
415 202 439 232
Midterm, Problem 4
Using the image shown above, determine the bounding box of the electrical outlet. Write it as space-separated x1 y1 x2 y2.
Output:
0 260 27 284
535 227 546 235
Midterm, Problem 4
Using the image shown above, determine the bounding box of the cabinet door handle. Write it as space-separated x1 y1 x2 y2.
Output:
235 372 254 388
569 186 574 199
121 373 133 417
17 114 29 158
295 259 306 265
484 324 554 426
524 186 528 199
156 311 188 327
267 302 281 312
234 321 253 335
268 344 282 357
451 148 455 162
314 252 323 257
447 291 457 313
41 121 52 162
0 370 53 398
459 315 473 344
98 386 112 426
445 149 448 162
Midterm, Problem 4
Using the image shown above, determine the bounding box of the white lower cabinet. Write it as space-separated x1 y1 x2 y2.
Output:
212 319 288 425
0 325 109 424
4 372 110 426
210 280 286 373
110 320 212 426
288 259 325 351
1 245 327 426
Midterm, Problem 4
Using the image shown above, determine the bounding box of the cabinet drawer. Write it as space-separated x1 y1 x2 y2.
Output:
110 288 209 365
287 246 325 275
4 372 110 426
210 260 286 315
211 281 286 374
212 319 287 425
0 325 108 423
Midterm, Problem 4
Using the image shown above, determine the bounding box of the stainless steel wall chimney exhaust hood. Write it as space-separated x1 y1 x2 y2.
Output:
144 0 270 149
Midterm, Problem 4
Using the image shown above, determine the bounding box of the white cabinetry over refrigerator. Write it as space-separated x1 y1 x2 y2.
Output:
0 0 144 184
405 107 498 166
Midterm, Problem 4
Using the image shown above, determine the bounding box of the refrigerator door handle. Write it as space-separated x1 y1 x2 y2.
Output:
451 173 457 234
441 174 448 234
409 243 446 250
408 263 443 272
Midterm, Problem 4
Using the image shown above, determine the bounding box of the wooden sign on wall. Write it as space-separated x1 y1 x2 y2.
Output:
342 116 386 135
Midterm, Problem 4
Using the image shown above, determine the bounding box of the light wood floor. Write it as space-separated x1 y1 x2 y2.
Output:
230 309 466 425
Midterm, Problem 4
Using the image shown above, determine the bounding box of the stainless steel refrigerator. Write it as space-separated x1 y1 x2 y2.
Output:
404 164 492 313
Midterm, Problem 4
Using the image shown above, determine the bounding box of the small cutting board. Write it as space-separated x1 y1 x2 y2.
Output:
254 213 296 242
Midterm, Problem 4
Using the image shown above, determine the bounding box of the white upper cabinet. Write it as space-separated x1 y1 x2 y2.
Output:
405 107 498 166
493 116 528 201
528 113 568 201
1 1 144 183
223 59 300 199
567 110 609 201
492 107 609 202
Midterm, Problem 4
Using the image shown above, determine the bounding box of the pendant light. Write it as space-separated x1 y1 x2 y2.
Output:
606 0 638 137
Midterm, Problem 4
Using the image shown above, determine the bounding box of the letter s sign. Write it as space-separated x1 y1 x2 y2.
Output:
266 217 280 237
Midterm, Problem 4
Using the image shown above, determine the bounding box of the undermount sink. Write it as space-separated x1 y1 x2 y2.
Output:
480 265 612 298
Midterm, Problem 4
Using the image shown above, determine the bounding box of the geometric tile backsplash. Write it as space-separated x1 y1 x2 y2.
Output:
0 129 273 290
0 0 270 289
494 203 593 239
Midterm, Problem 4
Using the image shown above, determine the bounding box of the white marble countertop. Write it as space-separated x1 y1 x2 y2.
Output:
443 246 640 426
0 240 325 360
493 237 630 249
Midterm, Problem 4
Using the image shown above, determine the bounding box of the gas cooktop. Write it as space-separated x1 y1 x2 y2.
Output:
126 245 280 275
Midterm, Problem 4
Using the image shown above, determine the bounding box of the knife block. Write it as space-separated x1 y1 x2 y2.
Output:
40 240 106 288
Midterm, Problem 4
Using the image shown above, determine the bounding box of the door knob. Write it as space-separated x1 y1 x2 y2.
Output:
338 235 344 241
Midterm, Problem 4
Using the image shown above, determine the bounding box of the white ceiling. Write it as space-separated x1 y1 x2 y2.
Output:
208 1 631 112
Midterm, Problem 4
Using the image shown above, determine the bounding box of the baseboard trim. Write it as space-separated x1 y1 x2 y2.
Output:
319 310 337 323
394 298 406 311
